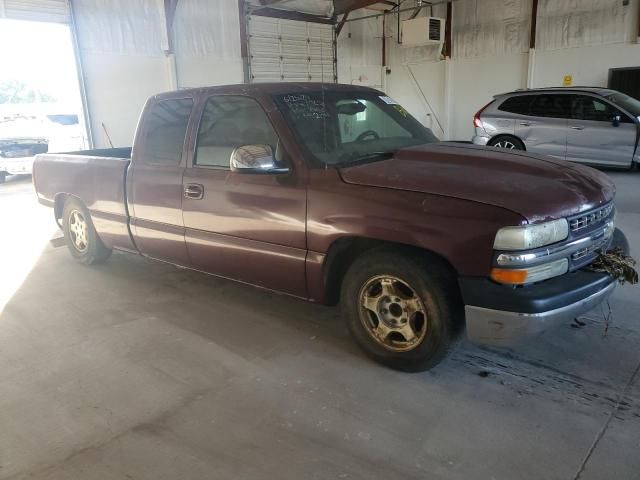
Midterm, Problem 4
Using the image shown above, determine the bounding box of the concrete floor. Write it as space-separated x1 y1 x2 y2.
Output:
0 172 639 480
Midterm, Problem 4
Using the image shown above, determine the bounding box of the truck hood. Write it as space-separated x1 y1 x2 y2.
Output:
338 143 615 222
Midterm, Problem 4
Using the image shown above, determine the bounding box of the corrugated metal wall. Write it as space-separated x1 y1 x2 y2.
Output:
11 0 631 147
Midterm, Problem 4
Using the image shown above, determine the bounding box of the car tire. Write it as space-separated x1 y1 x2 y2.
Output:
62 198 112 264
340 249 463 372
488 136 525 151
0 173 6 184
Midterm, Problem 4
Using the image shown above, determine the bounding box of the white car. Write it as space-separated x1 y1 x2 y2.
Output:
0 138 48 182
472 87 640 169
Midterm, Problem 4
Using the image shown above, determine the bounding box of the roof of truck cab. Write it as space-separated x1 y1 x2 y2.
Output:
153 82 381 100
496 87 617 98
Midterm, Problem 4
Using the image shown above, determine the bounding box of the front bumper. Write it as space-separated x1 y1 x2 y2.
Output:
460 228 628 346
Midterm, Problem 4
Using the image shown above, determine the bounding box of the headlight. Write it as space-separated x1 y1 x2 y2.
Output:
494 218 569 251
491 258 569 285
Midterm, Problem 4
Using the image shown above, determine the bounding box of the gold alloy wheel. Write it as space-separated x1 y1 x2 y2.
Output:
68 209 89 253
358 275 428 352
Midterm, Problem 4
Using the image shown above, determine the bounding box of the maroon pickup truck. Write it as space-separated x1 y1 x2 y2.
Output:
33 83 627 371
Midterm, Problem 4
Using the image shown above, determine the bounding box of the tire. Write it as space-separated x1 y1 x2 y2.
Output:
62 198 112 264
340 249 463 372
0 173 6 184
488 136 525 151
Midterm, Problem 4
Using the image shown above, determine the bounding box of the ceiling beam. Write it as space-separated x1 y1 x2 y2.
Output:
249 6 335 24
334 0 388 15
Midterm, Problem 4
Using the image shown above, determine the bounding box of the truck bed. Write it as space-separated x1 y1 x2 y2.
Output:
33 148 136 252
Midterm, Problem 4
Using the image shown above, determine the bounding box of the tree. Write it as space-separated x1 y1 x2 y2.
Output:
0 79 56 104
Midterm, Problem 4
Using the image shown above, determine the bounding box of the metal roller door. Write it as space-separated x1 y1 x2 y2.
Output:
0 0 69 23
247 15 336 83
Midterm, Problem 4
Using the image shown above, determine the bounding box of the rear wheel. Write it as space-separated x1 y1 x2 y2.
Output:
62 198 112 264
488 136 525 151
340 249 462 372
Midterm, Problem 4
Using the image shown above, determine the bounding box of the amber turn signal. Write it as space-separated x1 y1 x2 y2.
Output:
490 268 528 285
490 259 569 285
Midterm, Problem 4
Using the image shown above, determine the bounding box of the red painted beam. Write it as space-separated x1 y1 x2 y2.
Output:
529 0 538 49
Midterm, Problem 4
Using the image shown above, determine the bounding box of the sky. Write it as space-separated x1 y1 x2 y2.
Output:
0 18 82 108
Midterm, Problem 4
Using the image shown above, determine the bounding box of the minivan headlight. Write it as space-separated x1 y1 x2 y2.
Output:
494 219 569 251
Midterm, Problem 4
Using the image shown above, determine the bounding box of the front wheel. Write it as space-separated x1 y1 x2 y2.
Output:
340 250 462 372
488 136 525 150
62 198 112 264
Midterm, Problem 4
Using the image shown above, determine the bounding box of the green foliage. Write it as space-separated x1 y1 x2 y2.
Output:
0 79 57 104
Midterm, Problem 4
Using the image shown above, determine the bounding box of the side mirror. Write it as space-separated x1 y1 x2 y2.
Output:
612 115 621 127
230 144 289 174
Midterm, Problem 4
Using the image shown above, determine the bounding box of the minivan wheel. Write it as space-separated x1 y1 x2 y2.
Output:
489 136 525 150
62 198 112 264
340 249 462 372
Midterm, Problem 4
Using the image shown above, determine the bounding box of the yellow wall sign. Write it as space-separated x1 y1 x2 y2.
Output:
563 75 573 87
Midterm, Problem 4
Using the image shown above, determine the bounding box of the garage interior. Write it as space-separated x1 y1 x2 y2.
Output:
1 1 640 479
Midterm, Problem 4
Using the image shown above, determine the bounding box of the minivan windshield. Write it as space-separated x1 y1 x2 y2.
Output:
275 90 437 166
606 92 640 117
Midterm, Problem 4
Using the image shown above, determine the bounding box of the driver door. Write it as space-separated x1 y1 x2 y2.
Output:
181 94 308 297
567 95 636 167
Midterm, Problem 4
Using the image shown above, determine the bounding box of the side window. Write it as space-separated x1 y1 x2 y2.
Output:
572 95 632 123
529 94 571 119
498 95 535 115
141 98 193 165
195 96 279 168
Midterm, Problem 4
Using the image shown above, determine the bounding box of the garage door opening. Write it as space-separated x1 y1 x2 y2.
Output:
0 18 89 183
246 14 336 83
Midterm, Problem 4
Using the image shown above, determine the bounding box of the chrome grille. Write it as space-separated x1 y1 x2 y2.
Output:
572 248 589 261
571 234 610 261
569 203 614 233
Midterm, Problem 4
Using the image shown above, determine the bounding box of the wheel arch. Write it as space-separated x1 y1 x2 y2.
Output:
488 133 526 150
54 193 89 227
321 236 459 306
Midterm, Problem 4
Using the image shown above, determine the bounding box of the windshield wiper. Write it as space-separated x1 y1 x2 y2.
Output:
347 151 394 165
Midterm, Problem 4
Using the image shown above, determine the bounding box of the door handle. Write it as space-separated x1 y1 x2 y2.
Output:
519 122 532 126
569 125 585 130
184 183 204 200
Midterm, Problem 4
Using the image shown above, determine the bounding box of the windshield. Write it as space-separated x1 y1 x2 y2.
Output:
275 90 438 166
606 92 640 117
